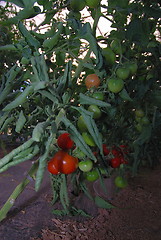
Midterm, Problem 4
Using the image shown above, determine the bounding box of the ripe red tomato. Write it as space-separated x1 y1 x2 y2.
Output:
108 77 124 93
85 74 101 89
110 157 121 168
102 144 110 156
59 152 78 174
119 145 129 154
111 148 122 157
47 157 60 175
47 151 78 175
57 132 74 150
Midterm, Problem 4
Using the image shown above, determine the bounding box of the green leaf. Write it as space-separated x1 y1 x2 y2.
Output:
80 23 103 69
74 106 103 155
22 0 37 8
126 19 149 46
80 182 94 201
94 196 116 209
79 93 111 107
56 61 72 95
32 122 47 142
119 88 133 101
143 6 161 19
15 110 26 133
18 22 40 49
2 0 25 8
135 125 152 145
61 116 97 161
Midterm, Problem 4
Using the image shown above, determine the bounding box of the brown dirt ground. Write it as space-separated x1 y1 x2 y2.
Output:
0 146 161 240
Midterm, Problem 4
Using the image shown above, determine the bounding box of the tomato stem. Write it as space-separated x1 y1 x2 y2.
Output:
0 161 39 222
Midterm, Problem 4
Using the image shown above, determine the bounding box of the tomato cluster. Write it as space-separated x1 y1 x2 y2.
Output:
47 132 78 175
134 109 150 132
103 144 129 168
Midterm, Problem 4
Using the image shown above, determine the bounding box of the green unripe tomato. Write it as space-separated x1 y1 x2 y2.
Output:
86 0 101 8
88 105 102 119
141 116 150 125
135 109 145 118
135 123 143 132
102 47 116 66
82 132 96 147
70 0 86 11
108 78 124 93
92 92 104 101
114 176 128 188
85 169 99 182
135 116 142 122
116 67 130 80
77 115 88 132
127 62 138 75
79 160 93 172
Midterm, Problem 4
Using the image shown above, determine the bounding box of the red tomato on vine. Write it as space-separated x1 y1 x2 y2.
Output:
47 150 78 175
85 74 101 89
110 157 121 168
57 132 74 150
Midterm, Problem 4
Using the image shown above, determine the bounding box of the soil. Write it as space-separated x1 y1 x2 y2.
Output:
0 145 161 240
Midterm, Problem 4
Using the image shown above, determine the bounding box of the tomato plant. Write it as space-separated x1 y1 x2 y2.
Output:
85 169 99 182
79 159 93 172
0 0 161 218
57 132 74 150
108 78 124 93
114 176 128 188
85 74 101 89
